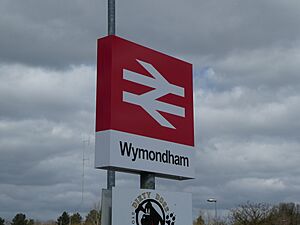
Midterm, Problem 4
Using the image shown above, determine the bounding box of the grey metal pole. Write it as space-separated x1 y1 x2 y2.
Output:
140 172 155 189
108 0 115 35
214 201 217 222
107 0 115 190
107 169 115 189
207 199 217 224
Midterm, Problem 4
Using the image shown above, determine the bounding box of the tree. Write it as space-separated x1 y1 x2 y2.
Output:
11 213 32 225
27 220 34 225
70 213 82 225
193 212 205 225
85 210 101 225
229 202 271 225
0 217 5 225
57 212 70 225
268 202 300 225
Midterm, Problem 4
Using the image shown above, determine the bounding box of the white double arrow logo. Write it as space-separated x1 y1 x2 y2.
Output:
123 60 185 129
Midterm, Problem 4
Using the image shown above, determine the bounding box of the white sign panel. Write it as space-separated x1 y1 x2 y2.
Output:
95 130 195 179
112 188 192 225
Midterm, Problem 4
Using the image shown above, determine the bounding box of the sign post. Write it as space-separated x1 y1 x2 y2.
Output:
97 2 195 225
107 0 155 190
107 0 115 190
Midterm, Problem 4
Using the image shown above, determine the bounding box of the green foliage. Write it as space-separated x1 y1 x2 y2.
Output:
0 217 5 225
11 213 34 225
27 219 34 225
84 209 101 225
70 213 82 225
56 212 70 225
11 213 27 225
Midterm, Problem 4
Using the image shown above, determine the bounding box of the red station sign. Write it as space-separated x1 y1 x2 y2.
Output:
95 35 195 179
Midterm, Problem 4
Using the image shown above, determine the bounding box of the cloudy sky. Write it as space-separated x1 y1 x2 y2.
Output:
1 0 300 222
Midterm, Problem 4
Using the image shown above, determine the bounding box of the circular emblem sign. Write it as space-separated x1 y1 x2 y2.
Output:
132 192 176 225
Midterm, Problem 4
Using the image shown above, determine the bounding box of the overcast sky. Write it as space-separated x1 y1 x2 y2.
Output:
1 0 300 222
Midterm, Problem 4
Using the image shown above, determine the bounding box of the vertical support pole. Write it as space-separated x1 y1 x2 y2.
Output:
107 0 115 190
101 3 115 225
108 0 115 35
107 170 115 190
214 201 217 223
140 172 155 189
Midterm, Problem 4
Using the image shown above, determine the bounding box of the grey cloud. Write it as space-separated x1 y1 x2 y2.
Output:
196 89 300 141
205 47 300 89
0 119 83 185
187 38 300 213
0 64 95 124
0 0 106 68
1 0 300 68
0 176 105 220
0 133 106 219
0 65 102 219
117 0 300 59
